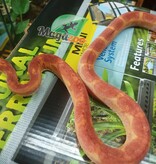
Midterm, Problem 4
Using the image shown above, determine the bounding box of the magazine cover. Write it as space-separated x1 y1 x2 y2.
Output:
0 0 155 163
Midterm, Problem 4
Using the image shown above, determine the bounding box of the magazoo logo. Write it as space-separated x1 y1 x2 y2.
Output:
37 14 87 45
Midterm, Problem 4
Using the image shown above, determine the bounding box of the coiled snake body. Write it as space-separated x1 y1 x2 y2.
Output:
0 11 155 163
